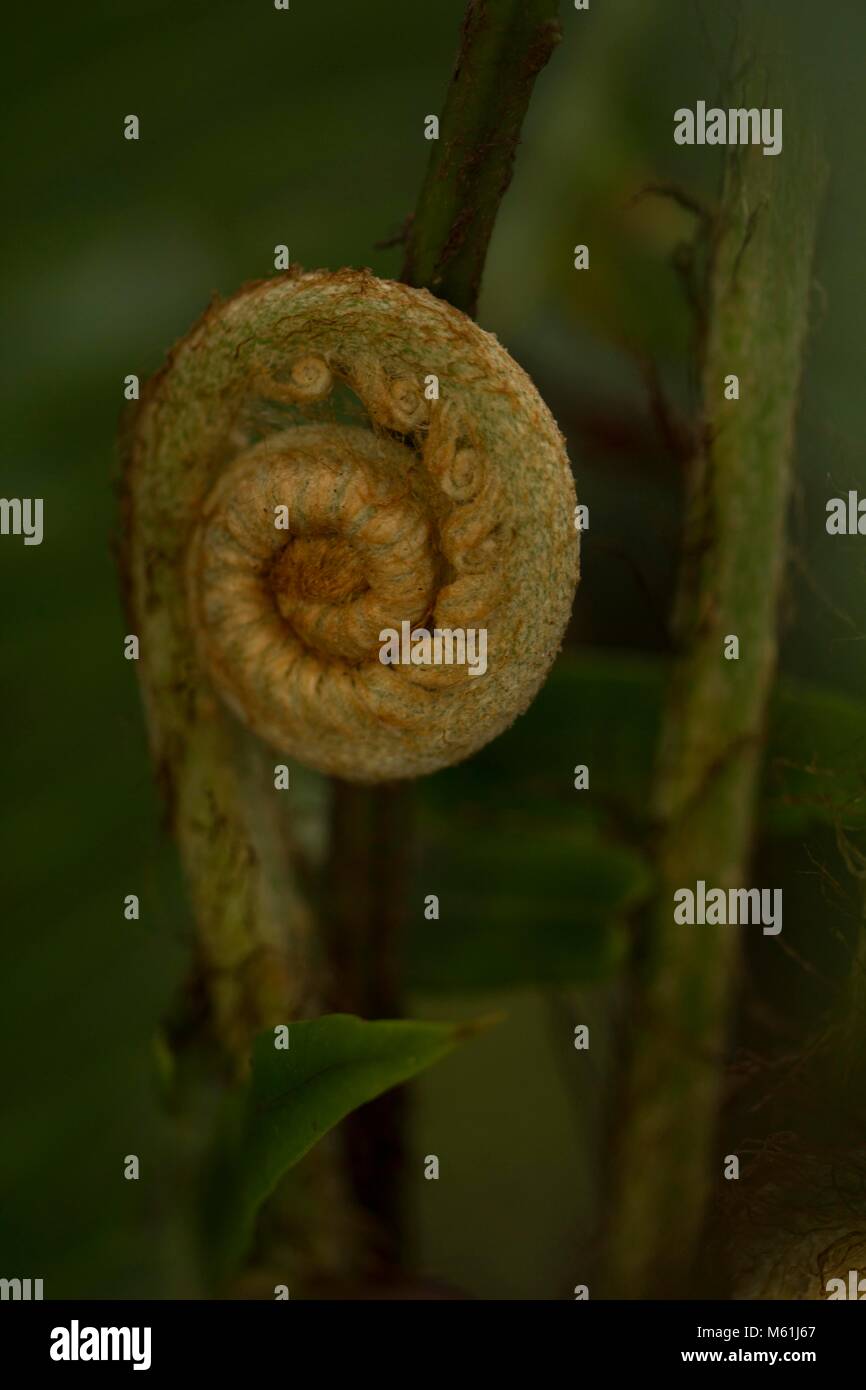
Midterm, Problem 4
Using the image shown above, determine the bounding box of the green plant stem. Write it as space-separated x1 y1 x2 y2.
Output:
119 431 317 1074
401 0 563 317
324 0 564 1268
604 116 825 1297
323 781 414 1266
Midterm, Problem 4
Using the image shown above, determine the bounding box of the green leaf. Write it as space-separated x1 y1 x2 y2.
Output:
409 818 649 992
425 649 866 838
410 651 659 993
420 649 662 827
206 1013 485 1277
407 649 866 995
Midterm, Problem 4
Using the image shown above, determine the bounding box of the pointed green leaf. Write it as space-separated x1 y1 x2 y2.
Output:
208 1013 487 1276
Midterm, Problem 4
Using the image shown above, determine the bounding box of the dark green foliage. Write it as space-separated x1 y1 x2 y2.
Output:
203 1014 481 1277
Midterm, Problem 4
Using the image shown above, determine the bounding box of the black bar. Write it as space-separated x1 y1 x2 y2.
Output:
1 1298 859 1375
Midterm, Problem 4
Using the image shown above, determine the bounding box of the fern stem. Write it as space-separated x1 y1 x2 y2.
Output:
604 92 826 1298
325 0 564 1264
401 0 563 316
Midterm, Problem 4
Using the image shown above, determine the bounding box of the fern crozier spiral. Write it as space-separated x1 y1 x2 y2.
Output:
126 268 578 782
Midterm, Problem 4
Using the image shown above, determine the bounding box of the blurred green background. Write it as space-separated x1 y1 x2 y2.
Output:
2 0 865 1299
